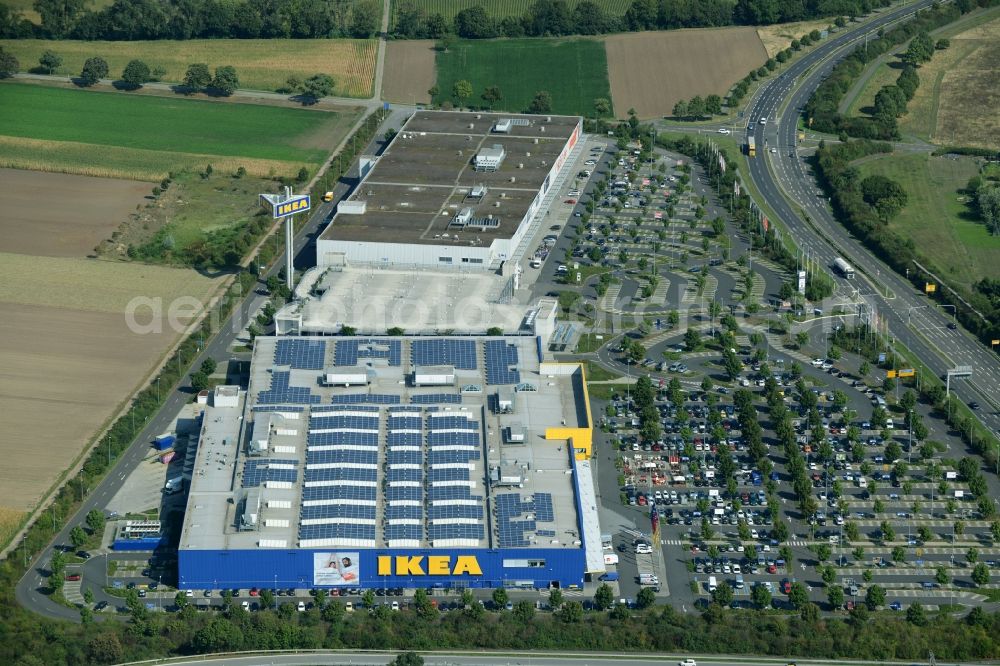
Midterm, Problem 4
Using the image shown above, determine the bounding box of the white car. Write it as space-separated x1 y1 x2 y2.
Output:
811 358 825 367
680 659 697 666
718 128 731 134
770 147 777 154
585 159 597 165
297 601 306 612
759 117 767 125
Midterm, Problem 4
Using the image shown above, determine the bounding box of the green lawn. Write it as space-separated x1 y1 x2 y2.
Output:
434 38 612 116
857 152 1000 289
0 83 338 163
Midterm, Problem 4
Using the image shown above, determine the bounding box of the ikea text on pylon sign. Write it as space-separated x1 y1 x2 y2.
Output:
377 554 483 576
272 195 310 219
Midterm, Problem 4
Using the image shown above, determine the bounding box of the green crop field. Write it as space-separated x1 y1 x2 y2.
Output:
434 38 612 116
0 83 360 179
391 0 632 26
857 152 1000 290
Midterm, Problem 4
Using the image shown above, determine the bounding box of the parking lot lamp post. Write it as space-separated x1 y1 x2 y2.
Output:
274 574 277 611
907 410 913 465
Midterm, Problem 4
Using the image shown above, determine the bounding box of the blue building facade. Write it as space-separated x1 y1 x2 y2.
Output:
178 546 586 590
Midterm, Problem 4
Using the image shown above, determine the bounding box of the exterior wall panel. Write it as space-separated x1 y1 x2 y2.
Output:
179 547 585 591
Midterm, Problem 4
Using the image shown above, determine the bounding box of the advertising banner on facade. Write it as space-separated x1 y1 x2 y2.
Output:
313 552 360 586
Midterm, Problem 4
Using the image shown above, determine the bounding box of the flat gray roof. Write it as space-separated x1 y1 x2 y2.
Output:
319 110 580 246
179 336 593 553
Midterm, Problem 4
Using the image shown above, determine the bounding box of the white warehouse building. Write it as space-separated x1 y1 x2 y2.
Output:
315 111 583 271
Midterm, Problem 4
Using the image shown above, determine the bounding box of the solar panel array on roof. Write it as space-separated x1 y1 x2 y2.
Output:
313 404 379 413
309 414 379 429
410 393 462 404
428 504 483 520
256 371 320 405
306 467 377 482
384 407 425 543
385 486 422 501
388 415 422 429
411 339 477 369
534 493 555 522
252 405 305 413
334 339 402 366
536 529 556 537
307 449 378 465
242 458 298 488
385 524 422 541
485 340 521 385
385 505 423 520
299 524 376 541
330 393 401 405
386 469 422 484
495 492 555 548
387 431 421 446
308 431 379 446
301 504 376 520
302 486 376 502
274 338 326 369
428 524 485 541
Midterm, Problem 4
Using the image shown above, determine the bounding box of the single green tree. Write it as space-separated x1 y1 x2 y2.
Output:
300 73 335 103
528 90 553 114
594 583 614 610
452 79 473 105
38 49 61 74
183 62 211 91
865 584 886 610
971 562 990 586
78 56 108 86
211 65 239 96
636 586 656 608
120 59 150 88
491 587 508 609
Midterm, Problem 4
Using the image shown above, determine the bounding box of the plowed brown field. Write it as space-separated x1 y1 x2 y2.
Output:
605 28 767 119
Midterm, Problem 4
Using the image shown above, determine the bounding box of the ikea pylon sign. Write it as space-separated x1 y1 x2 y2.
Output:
272 194 310 219
377 554 482 576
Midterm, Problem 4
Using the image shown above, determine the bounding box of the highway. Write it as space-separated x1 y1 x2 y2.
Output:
14 106 412 622
743 0 1000 440
117 651 975 666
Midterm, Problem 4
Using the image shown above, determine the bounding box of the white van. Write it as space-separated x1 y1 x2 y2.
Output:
708 576 718 592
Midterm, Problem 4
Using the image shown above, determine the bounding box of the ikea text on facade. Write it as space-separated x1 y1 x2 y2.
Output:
377 554 483 576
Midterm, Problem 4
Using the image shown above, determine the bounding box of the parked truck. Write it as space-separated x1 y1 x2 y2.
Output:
154 433 176 451
638 573 660 586
164 476 185 494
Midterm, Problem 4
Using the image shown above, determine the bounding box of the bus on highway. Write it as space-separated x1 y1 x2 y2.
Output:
833 257 855 279
746 135 756 157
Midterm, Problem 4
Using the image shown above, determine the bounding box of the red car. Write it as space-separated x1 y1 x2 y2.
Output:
564 199 576 204
767 564 778 574
781 580 792 594
65 573 81 581
249 587 259 597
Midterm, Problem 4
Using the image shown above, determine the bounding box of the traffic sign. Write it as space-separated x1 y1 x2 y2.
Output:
897 368 915 378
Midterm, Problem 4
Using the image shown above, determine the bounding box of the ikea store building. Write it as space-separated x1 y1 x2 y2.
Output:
177 335 604 591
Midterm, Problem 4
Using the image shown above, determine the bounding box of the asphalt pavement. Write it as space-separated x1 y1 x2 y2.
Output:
742 1 1000 441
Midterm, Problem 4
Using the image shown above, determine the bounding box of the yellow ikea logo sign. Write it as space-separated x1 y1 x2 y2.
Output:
377 555 482 576
274 196 310 218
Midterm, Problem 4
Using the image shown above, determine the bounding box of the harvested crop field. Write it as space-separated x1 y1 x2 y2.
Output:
0 250 219 511
756 19 834 57
605 28 767 119
0 170 219 513
383 40 436 104
0 38 378 97
0 169 150 257
932 17 1000 149
0 302 197 510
